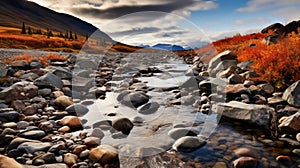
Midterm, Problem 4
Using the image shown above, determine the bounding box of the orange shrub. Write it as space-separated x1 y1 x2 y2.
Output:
239 32 300 89
5 53 67 66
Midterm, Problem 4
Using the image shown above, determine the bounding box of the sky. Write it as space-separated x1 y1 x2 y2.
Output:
28 0 300 48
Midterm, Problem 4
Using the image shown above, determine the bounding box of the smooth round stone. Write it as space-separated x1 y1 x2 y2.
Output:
89 128 104 139
58 126 70 133
292 149 300 156
233 157 258 168
73 145 87 155
276 155 292 162
138 102 160 115
172 136 206 153
112 118 134 135
89 145 118 164
19 130 46 140
234 147 258 158
168 128 198 140
79 150 90 159
296 133 300 142
3 122 17 128
17 121 30 129
84 137 100 146
55 96 73 107
64 153 78 166
65 104 89 117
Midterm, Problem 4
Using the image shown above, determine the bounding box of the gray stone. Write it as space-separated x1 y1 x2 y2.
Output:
213 101 274 126
65 104 89 117
53 67 72 79
279 112 300 131
172 136 206 153
0 81 38 103
228 74 244 84
0 111 19 122
0 62 7 77
19 130 46 140
20 73 40 81
17 142 52 154
168 128 199 140
207 50 237 74
138 102 160 115
34 73 63 89
283 80 300 107
119 92 149 108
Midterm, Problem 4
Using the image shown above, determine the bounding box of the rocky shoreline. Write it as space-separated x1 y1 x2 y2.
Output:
0 49 299 168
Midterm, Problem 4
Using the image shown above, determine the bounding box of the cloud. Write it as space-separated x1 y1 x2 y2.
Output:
109 27 161 36
234 17 269 25
237 0 300 12
273 7 300 22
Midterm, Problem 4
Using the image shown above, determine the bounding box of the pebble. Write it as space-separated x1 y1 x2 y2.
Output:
64 153 78 166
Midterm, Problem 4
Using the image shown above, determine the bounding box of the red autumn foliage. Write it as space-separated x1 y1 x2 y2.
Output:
5 53 67 66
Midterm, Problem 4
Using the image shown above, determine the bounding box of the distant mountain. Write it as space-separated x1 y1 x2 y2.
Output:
151 43 186 51
0 0 112 41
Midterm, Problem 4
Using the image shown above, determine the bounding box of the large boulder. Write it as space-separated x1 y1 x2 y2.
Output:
261 23 284 34
207 50 237 76
283 80 300 107
213 101 274 126
34 73 63 89
0 81 38 103
275 21 299 36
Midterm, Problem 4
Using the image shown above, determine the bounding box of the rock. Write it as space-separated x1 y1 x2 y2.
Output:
0 62 8 77
19 130 46 140
258 83 274 95
234 147 258 158
168 128 198 140
112 118 134 135
65 104 89 116
30 60 42 69
276 21 299 36
58 126 70 133
208 50 237 73
51 91 64 98
213 101 274 126
10 60 28 68
90 128 104 139
76 59 98 69
20 73 39 81
84 137 100 146
261 23 284 34
279 112 300 131
17 121 30 129
89 145 118 164
228 74 244 84
0 111 19 122
276 155 292 163
11 100 26 112
267 96 285 105
296 133 300 142
53 67 72 79
39 121 54 132
36 152 56 164
0 155 23 168
210 60 238 77
60 116 82 129
73 145 87 155
55 96 73 107
138 102 160 115
283 80 300 107
237 60 253 71
22 105 38 115
71 76 94 92
8 137 41 151
38 88 52 97
34 73 63 89
0 81 38 103
119 92 149 108
3 122 17 128
172 136 206 153
233 157 258 168
17 142 52 154
63 153 78 166
262 34 279 45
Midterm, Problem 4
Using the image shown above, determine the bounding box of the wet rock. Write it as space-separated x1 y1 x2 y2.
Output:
64 153 78 166
17 142 52 154
60 116 82 129
65 104 89 116
89 145 118 164
234 147 258 158
84 137 100 146
233 157 258 168
90 128 104 139
0 111 19 122
283 80 300 107
168 128 198 140
279 112 300 131
138 102 160 115
19 130 46 140
172 136 206 153
228 74 244 84
0 155 23 168
20 72 39 81
34 73 63 89
0 81 38 103
55 96 73 107
119 92 149 108
53 67 72 79
8 137 41 151
213 101 274 126
112 118 133 135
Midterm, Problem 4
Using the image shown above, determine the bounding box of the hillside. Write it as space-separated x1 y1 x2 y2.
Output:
0 0 111 41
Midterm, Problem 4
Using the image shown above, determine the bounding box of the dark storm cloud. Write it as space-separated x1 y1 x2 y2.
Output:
154 30 188 38
71 0 201 19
